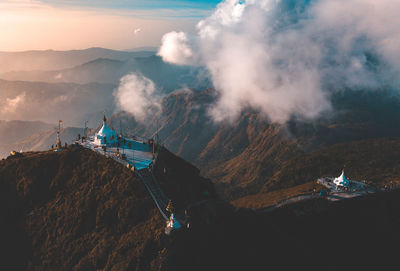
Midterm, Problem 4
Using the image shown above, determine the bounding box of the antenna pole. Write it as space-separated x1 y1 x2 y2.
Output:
84 121 88 138
56 120 62 149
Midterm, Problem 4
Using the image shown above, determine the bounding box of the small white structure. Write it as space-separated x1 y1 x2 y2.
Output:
333 170 350 187
94 114 118 146
168 213 182 229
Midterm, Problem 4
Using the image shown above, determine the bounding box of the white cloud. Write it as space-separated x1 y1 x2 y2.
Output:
158 31 197 65
158 0 400 123
114 73 162 122
2 92 26 114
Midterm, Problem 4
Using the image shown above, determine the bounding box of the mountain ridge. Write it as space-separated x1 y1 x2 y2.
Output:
1 146 399 270
107 88 400 201
0 47 155 73
0 55 209 90
0 79 115 126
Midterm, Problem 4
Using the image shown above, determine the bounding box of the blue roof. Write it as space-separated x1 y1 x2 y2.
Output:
97 123 117 138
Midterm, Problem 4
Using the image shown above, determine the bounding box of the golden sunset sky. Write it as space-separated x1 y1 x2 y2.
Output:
0 0 218 51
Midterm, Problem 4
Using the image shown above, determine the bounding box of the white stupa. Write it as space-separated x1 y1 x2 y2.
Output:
94 114 118 146
168 213 182 229
333 170 350 187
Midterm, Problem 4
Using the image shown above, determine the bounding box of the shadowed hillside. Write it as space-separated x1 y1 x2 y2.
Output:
213 136 400 201
0 147 165 270
266 138 400 191
0 146 399 271
158 189 400 271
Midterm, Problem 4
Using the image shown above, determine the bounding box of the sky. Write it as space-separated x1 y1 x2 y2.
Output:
0 0 221 52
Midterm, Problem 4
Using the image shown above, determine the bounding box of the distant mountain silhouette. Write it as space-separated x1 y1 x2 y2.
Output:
0 47 154 73
0 120 85 158
0 120 53 157
0 56 210 91
17 127 84 151
0 79 115 126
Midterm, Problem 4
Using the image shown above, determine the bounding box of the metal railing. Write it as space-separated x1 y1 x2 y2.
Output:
137 168 170 220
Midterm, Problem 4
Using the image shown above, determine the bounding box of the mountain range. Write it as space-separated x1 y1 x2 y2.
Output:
0 120 84 158
0 56 210 91
106 88 400 201
0 79 115 126
0 120 53 158
3 85 400 203
3 84 400 205
0 47 155 73
0 48 209 129
1 47 400 205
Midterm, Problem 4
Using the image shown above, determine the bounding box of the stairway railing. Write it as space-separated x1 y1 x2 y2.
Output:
137 168 169 220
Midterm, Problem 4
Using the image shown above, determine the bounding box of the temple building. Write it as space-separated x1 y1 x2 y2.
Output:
333 170 350 187
94 114 118 146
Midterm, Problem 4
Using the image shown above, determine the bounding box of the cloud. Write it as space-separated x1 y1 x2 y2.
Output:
158 0 400 123
2 92 26 114
133 28 142 35
114 73 162 122
158 31 197 65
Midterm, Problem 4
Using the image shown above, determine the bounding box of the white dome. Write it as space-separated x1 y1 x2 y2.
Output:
333 171 350 187
94 122 117 145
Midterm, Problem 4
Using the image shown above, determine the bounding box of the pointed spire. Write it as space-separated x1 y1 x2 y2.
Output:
103 111 107 124
166 200 175 213
334 169 349 187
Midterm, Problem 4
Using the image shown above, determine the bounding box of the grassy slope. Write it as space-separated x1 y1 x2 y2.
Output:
0 147 164 270
230 137 400 209
267 137 400 191
231 182 325 209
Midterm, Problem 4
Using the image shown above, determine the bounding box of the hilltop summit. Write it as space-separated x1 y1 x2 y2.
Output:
0 146 214 270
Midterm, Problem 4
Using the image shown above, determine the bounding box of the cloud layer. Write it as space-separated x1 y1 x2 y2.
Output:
158 0 400 123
